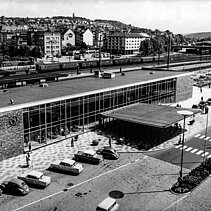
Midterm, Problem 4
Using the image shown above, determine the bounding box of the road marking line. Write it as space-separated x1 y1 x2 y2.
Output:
190 149 198 153
207 155 211 158
199 135 205 139
185 147 193 152
196 150 203 155
205 137 211 140
183 146 188 149
174 145 182 148
194 134 201 138
162 194 189 211
12 156 147 211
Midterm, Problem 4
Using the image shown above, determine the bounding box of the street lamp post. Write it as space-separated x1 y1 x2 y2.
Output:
177 110 193 179
203 107 209 164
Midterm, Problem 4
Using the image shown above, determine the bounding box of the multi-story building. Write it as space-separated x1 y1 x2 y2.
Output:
27 30 61 57
106 32 150 55
44 31 61 57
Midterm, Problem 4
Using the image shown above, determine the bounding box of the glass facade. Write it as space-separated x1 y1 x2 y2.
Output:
23 78 176 146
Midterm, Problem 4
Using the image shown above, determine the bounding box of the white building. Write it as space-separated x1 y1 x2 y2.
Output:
44 31 61 57
106 32 150 55
75 27 93 46
61 28 75 48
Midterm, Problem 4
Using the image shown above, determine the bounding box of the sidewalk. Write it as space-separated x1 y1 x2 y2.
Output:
0 86 210 184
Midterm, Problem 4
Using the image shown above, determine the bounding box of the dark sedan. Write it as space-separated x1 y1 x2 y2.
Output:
0 178 30 196
96 147 120 160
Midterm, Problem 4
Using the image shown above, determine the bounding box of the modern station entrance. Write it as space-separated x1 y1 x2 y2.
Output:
101 103 198 150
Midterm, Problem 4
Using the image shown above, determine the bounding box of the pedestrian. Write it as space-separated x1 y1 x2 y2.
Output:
205 106 209 114
26 153 31 167
109 137 112 147
200 87 202 93
201 96 204 101
71 137 74 147
28 142 32 153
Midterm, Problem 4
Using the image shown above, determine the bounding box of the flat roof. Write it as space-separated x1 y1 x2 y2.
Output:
101 103 199 128
0 69 192 112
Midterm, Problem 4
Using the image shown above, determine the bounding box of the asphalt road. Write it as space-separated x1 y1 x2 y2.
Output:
145 125 211 170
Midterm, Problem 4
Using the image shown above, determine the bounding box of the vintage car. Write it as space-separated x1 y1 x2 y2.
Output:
50 158 84 174
96 147 120 160
18 170 51 188
0 178 30 196
74 150 103 164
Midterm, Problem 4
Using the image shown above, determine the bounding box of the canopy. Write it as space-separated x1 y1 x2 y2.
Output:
101 103 199 128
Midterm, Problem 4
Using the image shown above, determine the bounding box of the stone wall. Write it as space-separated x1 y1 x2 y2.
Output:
0 109 24 161
176 75 193 103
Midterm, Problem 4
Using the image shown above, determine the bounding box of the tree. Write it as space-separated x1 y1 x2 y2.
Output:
30 46 43 59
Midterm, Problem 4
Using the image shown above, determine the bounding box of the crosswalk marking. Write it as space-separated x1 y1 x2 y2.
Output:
183 146 188 149
205 137 211 140
194 134 201 138
190 149 198 153
185 147 193 152
196 150 204 155
199 135 205 139
202 152 209 156
207 155 211 158
174 145 182 148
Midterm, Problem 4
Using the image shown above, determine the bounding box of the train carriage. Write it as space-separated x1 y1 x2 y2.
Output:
79 60 98 68
100 59 113 66
113 58 129 65
128 57 142 64
61 62 78 70
36 63 61 73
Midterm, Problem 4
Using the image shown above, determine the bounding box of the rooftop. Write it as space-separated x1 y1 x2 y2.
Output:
0 69 191 112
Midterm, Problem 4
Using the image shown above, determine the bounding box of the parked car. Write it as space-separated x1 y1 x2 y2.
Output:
206 98 211 106
50 158 84 174
96 197 119 211
96 147 120 160
18 170 51 188
74 150 103 164
0 178 30 196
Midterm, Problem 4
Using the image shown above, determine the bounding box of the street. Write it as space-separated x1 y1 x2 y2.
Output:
145 125 211 170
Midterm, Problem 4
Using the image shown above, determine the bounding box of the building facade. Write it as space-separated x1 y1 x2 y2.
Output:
44 31 61 57
0 72 192 161
61 28 75 48
106 32 150 55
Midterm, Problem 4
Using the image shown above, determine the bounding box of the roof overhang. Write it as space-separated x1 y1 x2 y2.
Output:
101 103 200 128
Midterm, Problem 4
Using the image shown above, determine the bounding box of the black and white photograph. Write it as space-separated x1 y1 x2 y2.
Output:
1 0 211 210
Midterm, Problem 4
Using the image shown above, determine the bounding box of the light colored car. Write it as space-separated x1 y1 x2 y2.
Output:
74 149 103 164
50 158 84 174
18 170 51 188
96 197 119 211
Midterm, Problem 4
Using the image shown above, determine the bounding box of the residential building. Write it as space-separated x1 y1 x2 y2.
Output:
44 31 61 57
106 32 150 55
75 27 93 46
61 28 75 48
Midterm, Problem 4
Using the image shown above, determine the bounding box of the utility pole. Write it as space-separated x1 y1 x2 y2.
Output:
99 35 102 72
167 35 171 70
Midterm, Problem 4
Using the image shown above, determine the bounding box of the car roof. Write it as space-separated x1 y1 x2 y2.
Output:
97 197 116 209
9 178 25 186
28 170 43 178
61 158 75 165
84 150 95 155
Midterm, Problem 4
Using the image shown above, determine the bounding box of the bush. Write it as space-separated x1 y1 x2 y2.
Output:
171 159 211 194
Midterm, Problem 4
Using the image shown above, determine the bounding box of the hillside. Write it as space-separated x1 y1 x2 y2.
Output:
185 31 211 39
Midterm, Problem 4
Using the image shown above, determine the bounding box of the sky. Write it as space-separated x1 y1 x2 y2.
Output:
1 0 211 34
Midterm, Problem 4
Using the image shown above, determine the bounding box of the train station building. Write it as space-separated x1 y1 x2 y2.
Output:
0 68 193 161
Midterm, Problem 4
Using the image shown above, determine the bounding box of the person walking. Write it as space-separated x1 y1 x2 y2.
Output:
71 137 74 147
28 142 32 153
109 137 112 147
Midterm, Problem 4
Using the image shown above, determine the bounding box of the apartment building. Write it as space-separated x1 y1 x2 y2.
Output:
106 32 150 55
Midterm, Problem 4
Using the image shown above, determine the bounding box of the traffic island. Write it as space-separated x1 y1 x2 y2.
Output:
170 158 211 194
